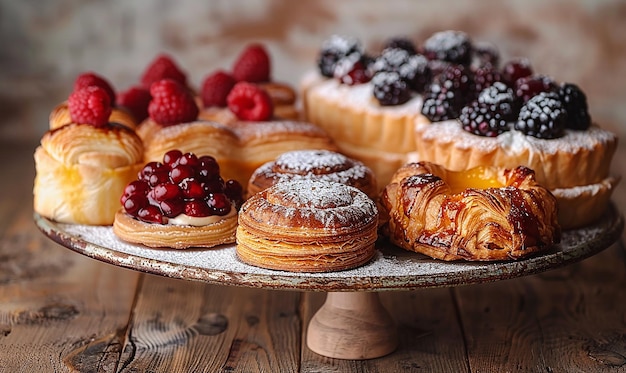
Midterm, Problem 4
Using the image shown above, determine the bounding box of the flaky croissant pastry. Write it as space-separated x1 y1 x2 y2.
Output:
33 123 144 225
380 162 561 261
236 179 378 272
49 101 137 130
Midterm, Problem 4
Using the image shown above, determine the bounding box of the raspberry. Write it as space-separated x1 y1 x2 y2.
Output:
226 82 273 121
117 86 151 123
460 101 510 137
515 92 566 139
74 72 116 105
317 35 363 78
68 86 112 127
232 43 271 83
148 79 199 126
140 54 187 89
372 71 412 106
383 36 417 55
423 30 473 65
201 70 237 108
558 83 591 130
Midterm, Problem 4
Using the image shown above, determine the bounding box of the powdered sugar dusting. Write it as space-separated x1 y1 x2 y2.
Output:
253 150 369 186
48 204 618 290
229 120 328 142
417 120 617 155
313 78 423 116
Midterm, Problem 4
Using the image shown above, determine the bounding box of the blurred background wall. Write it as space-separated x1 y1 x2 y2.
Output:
0 0 624 141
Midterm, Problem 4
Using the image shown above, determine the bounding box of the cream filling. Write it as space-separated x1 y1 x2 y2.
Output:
166 203 237 227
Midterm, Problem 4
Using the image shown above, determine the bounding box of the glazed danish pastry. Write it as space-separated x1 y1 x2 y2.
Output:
236 179 378 272
380 162 560 261
246 149 377 199
33 123 144 225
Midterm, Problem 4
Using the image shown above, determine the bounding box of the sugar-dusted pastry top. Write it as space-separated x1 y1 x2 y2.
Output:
241 179 377 235
247 150 377 199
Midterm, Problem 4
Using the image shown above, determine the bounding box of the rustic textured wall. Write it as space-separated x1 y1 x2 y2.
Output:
1 0 624 140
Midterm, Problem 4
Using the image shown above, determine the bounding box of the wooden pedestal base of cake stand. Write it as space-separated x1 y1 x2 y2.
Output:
307 291 397 359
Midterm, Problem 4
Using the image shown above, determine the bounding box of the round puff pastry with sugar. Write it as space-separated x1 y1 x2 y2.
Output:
246 149 377 199
236 179 378 272
380 161 561 261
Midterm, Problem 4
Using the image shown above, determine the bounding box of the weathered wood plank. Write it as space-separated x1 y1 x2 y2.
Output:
0 140 140 373
456 242 626 373
300 289 469 372
118 276 301 373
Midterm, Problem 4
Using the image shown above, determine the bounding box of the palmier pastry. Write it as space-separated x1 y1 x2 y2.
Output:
113 150 244 249
246 149 377 199
380 162 560 261
138 120 338 191
236 180 378 272
34 123 144 225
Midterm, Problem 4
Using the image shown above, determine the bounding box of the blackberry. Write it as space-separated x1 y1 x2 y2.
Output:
559 83 591 130
514 92 566 139
433 63 476 102
372 71 412 106
421 64 475 121
421 82 465 121
501 58 533 87
317 35 363 77
472 64 503 96
370 48 411 75
399 54 431 93
427 59 451 78
514 75 558 103
459 101 510 137
423 30 473 65
472 41 500 68
383 36 417 55
333 53 372 85
477 82 520 121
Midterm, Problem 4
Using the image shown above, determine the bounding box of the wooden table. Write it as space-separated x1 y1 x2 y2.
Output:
1 139 625 372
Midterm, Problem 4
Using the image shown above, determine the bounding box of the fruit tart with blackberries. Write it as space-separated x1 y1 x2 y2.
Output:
301 34 430 189
113 150 244 249
34 80 144 225
413 31 619 229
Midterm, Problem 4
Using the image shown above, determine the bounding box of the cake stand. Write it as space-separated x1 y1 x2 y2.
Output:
34 204 623 360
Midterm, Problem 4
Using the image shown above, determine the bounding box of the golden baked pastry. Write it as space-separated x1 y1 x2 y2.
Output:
303 73 424 190
112 149 244 249
138 120 338 190
49 101 137 130
380 162 560 261
113 209 238 249
33 123 144 225
236 179 378 272
415 119 619 229
247 149 377 199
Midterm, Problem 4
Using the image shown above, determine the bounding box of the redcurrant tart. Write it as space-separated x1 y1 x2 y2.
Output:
113 150 244 249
